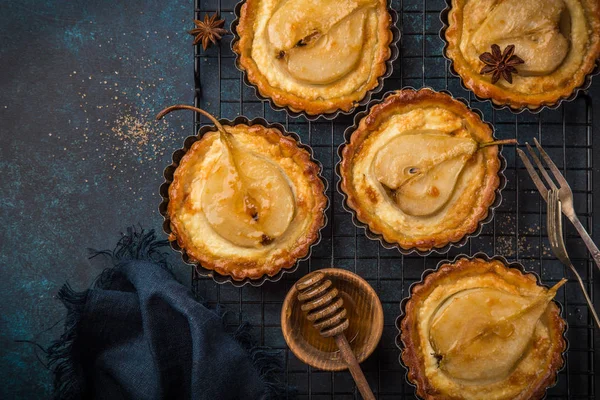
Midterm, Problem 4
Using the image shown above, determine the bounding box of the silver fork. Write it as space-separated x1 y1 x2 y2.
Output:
547 188 600 329
516 138 600 272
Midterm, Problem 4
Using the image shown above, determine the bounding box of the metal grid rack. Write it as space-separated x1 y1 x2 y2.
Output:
192 0 598 398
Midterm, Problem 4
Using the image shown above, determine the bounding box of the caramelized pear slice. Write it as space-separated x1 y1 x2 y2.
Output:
200 152 261 248
202 146 295 248
267 0 374 51
373 131 478 190
156 104 295 249
373 131 478 216
286 9 367 85
373 131 515 216
394 153 473 216
472 0 568 76
429 279 566 383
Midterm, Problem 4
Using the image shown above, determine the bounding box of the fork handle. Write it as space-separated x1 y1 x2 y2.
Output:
566 261 600 330
567 214 600 273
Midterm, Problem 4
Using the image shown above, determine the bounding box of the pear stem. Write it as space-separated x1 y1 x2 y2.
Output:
156 104 260 219
156 104 227 134
156 104 238 157
479 138 518 148
549 278 568 294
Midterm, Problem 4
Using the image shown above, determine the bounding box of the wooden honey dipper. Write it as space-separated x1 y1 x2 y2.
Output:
296 271 375 400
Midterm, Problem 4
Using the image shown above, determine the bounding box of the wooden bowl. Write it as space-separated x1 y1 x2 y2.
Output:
281 268 384 371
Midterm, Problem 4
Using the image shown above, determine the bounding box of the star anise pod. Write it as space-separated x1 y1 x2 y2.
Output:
479 44 524 84
189 13 227 51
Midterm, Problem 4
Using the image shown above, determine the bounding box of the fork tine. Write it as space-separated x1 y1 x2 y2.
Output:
516 148 549 200
547 189 559 251
533 138 569 189
525 142 558 191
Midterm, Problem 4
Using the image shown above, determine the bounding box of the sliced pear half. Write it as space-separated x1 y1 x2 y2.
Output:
202 138 295 248
268 0 376 84
373 131 514 217
267 0 374 51
471 0 569 76
286 9 367 85
429 280 565 383
373 131 478 217
155 104 296 249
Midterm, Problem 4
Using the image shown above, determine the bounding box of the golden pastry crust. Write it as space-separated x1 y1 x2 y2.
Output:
339 89 501 252
233 0 394 115
168 124 327 281
445 0 600 110
400 257 567 400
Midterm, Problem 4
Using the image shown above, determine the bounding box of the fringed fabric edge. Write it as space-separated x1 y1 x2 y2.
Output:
45 226 293 400
89 226 172 280
233 323 293 400
45 283 88 400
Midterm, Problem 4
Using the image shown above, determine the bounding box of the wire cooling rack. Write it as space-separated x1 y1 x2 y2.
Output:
191 0 598 398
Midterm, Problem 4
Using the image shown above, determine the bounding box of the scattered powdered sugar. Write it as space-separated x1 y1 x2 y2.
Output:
111 112 153 146
107 106 170 160
44 29 191 200
494 214 552 258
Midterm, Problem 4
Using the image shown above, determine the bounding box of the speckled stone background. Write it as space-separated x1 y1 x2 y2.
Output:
1 0 600 398
0 0 193 398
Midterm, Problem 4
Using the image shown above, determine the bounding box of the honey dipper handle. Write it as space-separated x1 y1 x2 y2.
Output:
334 334 375 400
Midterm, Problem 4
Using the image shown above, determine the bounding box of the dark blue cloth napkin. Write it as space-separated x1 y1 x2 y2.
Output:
46 228 287 400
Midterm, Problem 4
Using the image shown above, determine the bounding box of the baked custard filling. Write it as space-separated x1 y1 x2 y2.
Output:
234 0 393 114
445 0 600 108
401 258 567 400
168 123 326 280
340 89 503 251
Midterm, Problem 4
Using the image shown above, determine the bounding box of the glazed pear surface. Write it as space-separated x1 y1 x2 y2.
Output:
234 0 393 114
201 135 295 248
340 89 501 252
373 132 480 217
469 0 569 76
401 258 567 400
445 0 600 109
168 124 326 281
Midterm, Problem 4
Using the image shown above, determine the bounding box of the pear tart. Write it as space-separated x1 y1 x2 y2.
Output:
400 257 567 400
233 0 394 116
339 89 504 252
445 0 600 110
166 116 327 281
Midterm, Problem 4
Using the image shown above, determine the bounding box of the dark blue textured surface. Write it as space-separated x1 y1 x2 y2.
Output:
0 1 193 398
1 0 600 398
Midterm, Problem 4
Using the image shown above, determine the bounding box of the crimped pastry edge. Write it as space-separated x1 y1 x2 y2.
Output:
441 0 600 113
231 0 399 119
396 253 568 400
337 88 506 255
159 116 328 286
